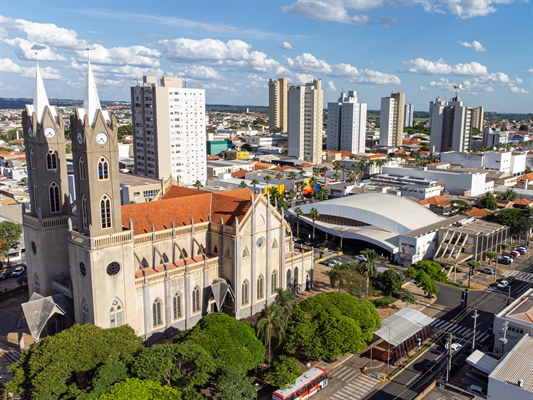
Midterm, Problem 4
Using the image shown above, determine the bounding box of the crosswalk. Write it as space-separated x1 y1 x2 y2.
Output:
329 366 380 400
0 348 20 363
501 269 533 283
429 319 491 345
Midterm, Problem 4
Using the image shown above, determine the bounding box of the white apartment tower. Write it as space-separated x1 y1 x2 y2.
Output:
131 76 207 186
430 95 474 153
379 92 405 147
404 103 414 127
268 78 289 132
326 90 367 154
288 80 323 165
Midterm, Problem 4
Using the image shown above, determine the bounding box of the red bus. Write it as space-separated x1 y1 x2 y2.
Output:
272 366 328 400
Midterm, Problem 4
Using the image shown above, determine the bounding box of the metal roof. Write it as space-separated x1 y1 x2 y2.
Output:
466 350 500 375
374 307 434 346
489 334 533 393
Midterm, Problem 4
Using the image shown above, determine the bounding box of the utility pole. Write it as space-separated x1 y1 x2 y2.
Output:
507 285 511 305
499 321 509 357
446 332 454 383
471 309 478 354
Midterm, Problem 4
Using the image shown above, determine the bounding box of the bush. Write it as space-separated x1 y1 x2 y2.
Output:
372 296 397 307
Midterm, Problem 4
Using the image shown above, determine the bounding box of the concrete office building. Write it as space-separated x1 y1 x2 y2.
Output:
288 80 323 165
268 78 289 132
429 95 474 153
379 92 405 147
472 106 484 131
131 76 207 186
326 90 367 154
428 96 448 128
404 103 414 127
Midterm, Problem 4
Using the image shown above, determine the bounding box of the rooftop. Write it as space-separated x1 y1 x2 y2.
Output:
489 334 533 393
119 173 162 187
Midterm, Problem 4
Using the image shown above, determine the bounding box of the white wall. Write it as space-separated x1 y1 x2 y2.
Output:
484 152 511 172
510 153 526 175
441 152 483 169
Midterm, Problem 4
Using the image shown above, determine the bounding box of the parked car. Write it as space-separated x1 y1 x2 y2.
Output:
0 272 6 280
324 259 342 268
514 246 527 252
423 360 438 373
353 254 367 262
509 251 520 258
497 257 512 265
501 255 514 262
468 384 487 398
480 267 495 275
445 342 463 354
496 280 509 289
513 247 527 255
11 266 25 277
506 276 515 284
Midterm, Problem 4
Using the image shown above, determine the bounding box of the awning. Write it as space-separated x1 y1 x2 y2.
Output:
21 293 65 342
374 307 434 346
466 350 500 375
210 280 235 311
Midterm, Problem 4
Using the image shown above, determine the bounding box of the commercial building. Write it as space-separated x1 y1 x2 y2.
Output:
131 76 207 186
429 95 474 153
441 151 526 176
21 63 313 345
379 92 405 147
288 80 323 165
483 128 508 148
268 78 289 132
404 103 414 127
326 90 367 154
472 106 484 131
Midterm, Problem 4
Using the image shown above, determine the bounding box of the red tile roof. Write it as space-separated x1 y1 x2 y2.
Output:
465 207 492 217
161 186 209 200
231 170 248 179
254 162 276 170
424 196 451 207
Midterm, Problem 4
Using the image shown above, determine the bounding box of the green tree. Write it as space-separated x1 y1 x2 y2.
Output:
239 181 248 189
450 200 472 215
285 292 380 360
484 208 533 236
98 378 181 400
500 188 517 202
0 221 22 264
329 263 366 295
275 287 297 317
193 180 203 190
264 175 272 187
380 268 402 297
265 355 301 390
117 124 132 140
217 365 256 400
310 207 319 240
477 192 498 210
400 290 418 305
288 189 297 208
485 251 498 264
467 260 481 270
356 249 385 297
275 172 284 185
173 313 264 373
404 260 446 296
268 187 288 212
251 179 260 194
7 324 143 399
294 207 304 239
255 302 287 363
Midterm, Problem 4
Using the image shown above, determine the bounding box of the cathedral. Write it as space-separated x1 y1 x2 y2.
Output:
21 62 314 343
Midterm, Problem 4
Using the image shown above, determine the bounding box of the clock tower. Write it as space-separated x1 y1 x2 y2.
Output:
70 61 122 237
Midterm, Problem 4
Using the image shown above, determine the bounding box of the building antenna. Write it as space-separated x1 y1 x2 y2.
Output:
35 51 39 65
135 77 140 87
453 84 462 98
183 78 187 89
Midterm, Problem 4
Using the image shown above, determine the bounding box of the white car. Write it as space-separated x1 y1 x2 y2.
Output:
444 342 463 354
468 384 487 398
353 255 367 262
11 266 25 277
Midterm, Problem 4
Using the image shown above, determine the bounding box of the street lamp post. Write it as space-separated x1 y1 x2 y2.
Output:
387 324 391 376
254 383 259 400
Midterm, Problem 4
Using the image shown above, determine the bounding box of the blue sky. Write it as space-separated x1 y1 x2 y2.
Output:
1 0 532 113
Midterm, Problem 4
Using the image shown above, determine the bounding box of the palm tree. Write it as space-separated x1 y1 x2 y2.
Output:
275 287 296 316
294 207 303 239
310 207 320 239
288 171 297 180
308 176 318 202
340 164 347 181
299 170 306 180
332 172 340 182
500 188 517 202
251 179 260 194
239 181 248 189
264 175 272 188
255 302 286 363
193 180 203 190
355 249 384 297
329 263 347 293
348 171 356 183
288 189 297 208
275 172 283 185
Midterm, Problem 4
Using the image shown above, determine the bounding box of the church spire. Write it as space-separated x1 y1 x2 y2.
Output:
83 59 102 125
33 63 53 123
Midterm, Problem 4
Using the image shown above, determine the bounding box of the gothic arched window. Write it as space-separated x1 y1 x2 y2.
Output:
294 267 299 287
81 195 88 229
152 298 162 327
162 253 169 263
257 275 264 300
173 292 182 320
33 182 39 210
98 157 109 180
286 269 292 289
271 270 278 294
192 286 201 313
30 148 35 170
34 273 40 295
141 258 149 269
110 298 123 328
46 149 57 170
49 182 60 213
100 195 111 229
79 157 86 180
242 280 249 305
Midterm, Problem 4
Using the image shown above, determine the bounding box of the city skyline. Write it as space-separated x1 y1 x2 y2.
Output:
1 0 532 113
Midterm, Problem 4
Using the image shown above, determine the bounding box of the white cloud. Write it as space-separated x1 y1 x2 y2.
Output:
195 82 237 92
348 69 401 85
176 65 226 81
327 81 336 91
484 87 494 92
281 42 293 50
403 58 489 76
286 53 332 74
1 58 61 79
415 85 430 91
247 74 269 88
510 85 529 94
458 40 486 52
2 38 67 61
294 73 317 85
515 77 523 84
76 44 161 67
282 0 518 24
528 69 533 74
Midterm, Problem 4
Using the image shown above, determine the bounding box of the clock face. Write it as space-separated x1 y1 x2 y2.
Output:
44 127 55 138
95 132 108 145
77 132 83 144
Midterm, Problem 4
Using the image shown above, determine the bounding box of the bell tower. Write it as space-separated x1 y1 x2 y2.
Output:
22 63 71 296
70 61 122 236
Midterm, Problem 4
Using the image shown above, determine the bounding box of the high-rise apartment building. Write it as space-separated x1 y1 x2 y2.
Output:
288 79 323 165
404 103 414 127
326 90 367 154
430 95 474 153
428 97 448 127
472 106 484 131
379 92 405 147
268 78 289 132
131 76 207 186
